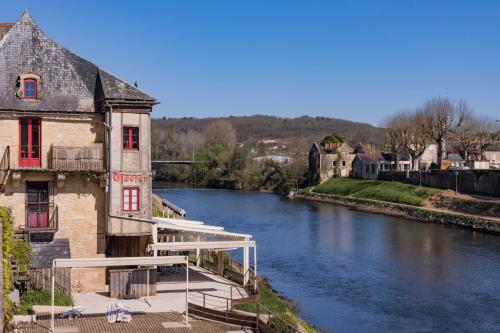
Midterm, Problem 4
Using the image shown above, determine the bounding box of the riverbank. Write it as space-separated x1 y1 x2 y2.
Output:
296 191 500 233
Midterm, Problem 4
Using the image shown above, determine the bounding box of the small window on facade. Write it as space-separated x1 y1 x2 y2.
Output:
342 160 346 167
123 126 139 150
371 164 376 173
365 164 370 173
24 79 37 99
123 187 140 211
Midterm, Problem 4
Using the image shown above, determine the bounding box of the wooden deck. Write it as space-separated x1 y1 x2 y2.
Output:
16 312 235 333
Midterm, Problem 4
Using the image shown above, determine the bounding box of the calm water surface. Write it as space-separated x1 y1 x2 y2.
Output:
154 189 500 333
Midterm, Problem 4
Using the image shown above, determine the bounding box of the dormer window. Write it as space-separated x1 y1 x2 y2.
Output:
16 73 41 101
24 79 37 99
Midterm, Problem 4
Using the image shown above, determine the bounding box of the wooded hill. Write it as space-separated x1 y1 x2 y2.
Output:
152 115 385 147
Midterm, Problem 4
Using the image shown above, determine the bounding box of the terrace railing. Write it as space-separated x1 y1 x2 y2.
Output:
0 146 10 187
51 145 105 172
0 145 105 172
23 203 58 233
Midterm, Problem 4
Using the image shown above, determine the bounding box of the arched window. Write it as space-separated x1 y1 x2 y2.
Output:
23 78 37 99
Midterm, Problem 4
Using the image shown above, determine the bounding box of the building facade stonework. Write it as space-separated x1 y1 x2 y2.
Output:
308 140 355 185
0 12 157 291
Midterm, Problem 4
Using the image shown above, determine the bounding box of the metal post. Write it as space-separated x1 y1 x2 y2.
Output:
51 262 55 333
185 257 189 325
146 267 150 300
152 223 158 257
243 245 249 285
253 245 257 292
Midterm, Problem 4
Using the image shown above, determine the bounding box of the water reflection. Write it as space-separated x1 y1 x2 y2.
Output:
154 189 500 333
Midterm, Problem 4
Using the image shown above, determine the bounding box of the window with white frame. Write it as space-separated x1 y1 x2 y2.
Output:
123 187 140 211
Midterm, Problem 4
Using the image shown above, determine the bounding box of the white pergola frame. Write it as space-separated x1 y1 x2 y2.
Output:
50 255 189 333
151 217 257 287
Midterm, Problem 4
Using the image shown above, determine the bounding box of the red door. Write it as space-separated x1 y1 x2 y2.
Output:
19 118 41 168
26 182 49 228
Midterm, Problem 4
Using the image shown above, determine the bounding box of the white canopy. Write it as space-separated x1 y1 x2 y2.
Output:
152 217 252 239
149 240 255 251
151 217 256 287
53 255 186 268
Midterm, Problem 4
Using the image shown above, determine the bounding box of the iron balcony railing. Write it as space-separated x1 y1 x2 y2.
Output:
0 145 105 172
0 146 10 186
24 203 58 232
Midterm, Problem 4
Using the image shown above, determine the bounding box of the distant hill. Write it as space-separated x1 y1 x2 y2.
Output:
152 115 385 147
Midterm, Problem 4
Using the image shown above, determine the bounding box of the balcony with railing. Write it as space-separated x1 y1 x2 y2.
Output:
22 203 58 233
0 144 105 173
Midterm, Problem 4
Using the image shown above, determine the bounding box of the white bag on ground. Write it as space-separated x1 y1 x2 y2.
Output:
106 302 132 323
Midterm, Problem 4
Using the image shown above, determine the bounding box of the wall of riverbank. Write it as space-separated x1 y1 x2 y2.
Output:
296 192 500 234
377 170 500 196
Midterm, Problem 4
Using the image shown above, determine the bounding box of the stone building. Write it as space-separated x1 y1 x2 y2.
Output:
0 12 156 291
351 153 385 179
308 134 355 185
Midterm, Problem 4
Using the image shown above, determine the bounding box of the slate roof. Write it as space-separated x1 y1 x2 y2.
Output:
447 153 464 161
355 153 384 162
485 144 500 152
0 12 156 113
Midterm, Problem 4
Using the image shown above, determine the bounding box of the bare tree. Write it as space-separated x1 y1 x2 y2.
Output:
205 120 237 154
476 116 500 158
404 109 433 170
383 111 407 171
450 100 477 160
421 97 457 169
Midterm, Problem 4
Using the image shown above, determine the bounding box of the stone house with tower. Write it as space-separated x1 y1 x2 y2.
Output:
0 12 156 292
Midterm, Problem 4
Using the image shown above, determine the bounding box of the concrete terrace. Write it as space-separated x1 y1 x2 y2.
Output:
19 267 252 332
72 266 249 314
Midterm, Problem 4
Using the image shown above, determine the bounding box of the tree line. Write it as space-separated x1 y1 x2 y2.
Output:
384 97 500 170
152 119 309 193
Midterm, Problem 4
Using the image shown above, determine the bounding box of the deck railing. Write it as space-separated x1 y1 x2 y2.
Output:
0 146 10 186
0 145 105 172
51 145 105 171
23 203 58 232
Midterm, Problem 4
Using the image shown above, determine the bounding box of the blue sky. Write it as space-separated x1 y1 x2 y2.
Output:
2 1 500 125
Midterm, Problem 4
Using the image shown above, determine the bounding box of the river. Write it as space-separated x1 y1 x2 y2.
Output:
154 188 500 333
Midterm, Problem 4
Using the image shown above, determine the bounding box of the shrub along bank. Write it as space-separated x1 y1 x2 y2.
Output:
313 178 440 206
235 280 319 333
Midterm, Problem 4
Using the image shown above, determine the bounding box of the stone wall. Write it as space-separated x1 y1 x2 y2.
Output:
0 173 106 292
298 191 500 233
378 170 500 196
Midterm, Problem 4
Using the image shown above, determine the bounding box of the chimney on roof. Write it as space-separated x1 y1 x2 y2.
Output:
0 23 14 41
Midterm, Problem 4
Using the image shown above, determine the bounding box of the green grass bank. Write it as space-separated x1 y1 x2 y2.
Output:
312 178 440 206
